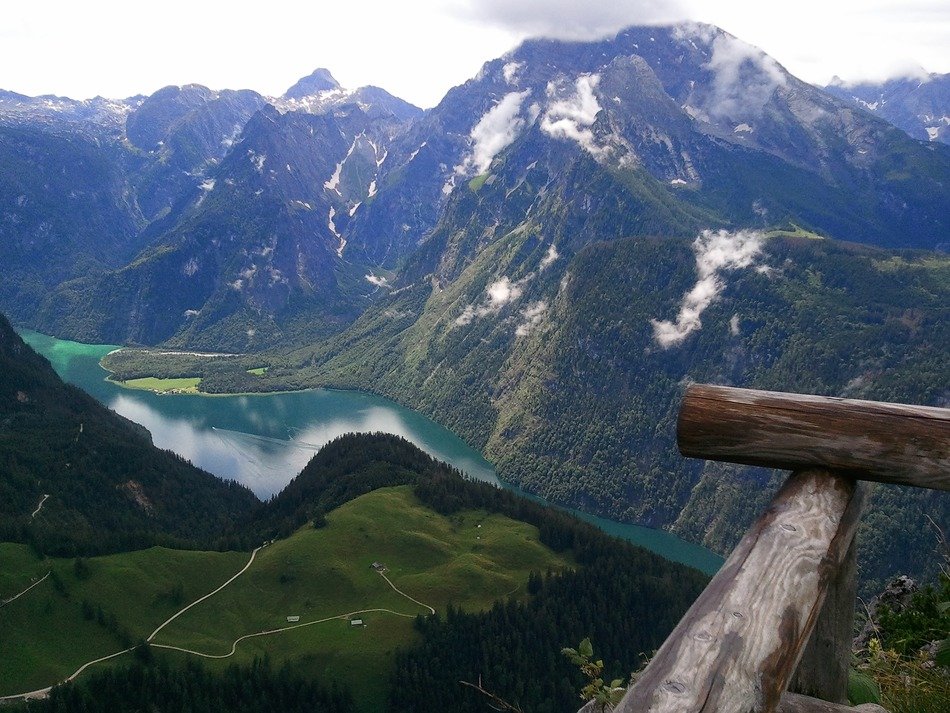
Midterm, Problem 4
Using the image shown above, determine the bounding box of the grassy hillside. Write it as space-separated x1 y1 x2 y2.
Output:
0 543 247 695
0 488 570 710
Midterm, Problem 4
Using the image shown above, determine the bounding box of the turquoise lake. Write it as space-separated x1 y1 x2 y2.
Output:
20 330 723 575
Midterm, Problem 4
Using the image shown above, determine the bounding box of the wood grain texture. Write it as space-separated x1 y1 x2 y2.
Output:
615 470 866 713
581 691 885 712
777 693 888 712
677 385 950 491
791 528 861 703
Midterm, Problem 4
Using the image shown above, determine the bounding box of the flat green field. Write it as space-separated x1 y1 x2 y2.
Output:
0 487 570 710
764 223 825 240
116 376 201 393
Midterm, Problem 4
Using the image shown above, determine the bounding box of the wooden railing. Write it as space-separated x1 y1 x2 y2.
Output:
602 384 949 713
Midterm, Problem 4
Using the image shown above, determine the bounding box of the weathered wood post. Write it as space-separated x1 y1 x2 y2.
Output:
609 385 950 713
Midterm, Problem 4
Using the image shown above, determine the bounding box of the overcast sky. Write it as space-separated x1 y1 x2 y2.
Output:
2 0 947 108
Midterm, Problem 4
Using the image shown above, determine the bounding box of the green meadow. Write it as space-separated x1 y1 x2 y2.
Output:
115 376 202 393
0 487 569 710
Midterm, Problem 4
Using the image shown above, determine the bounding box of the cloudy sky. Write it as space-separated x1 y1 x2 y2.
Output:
2 0 946 108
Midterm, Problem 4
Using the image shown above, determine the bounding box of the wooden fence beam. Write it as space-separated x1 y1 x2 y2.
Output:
790 523 861 703
614 469 866 713
777 693 887 712
677 385 950 491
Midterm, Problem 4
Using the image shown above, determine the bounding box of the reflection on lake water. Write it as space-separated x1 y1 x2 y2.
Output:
20 330 722 574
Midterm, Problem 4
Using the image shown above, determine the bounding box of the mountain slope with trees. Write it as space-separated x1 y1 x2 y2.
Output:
0 313 257 555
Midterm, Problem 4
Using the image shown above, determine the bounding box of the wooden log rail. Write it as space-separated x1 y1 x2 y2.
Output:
677 385 950 490
606 385 950 713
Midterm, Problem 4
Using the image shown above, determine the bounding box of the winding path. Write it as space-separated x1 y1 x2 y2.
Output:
30 494 49 520
149 568 437 660
1 572 50 607
151 608 418 660
147 545 262 642
0 545 263 702
0 545 440 700
377 570 436 615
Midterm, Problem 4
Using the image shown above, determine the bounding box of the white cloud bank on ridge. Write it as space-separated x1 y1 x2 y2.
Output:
456 276 526 325
650 229 765 348
703 33 787 119
540 244 559 270
454 0 688 40
461 90 532 176
540 75 605 157
516 300 548 336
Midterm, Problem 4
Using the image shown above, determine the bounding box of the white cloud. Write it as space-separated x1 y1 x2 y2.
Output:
487 276 523 306
702 32 787 119
540 75 605 157
729 313 740 335
247 150 266 173
2 1 947 113
503 61 524 85
455 0 688 40
682 1 950 87
455 90 531 177
455 276 528 325
651 229 764 348
516 300 548 336
365 273 390 288
540 244 559 270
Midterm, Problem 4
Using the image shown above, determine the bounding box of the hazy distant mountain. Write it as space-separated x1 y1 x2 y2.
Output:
283 68 342 99
824 73 950 144
0 71 421 347
277 67 422 122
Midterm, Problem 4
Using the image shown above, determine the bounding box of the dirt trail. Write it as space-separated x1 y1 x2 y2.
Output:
30 494 49 520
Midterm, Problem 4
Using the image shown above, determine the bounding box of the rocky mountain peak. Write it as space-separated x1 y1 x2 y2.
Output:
283 68 341 100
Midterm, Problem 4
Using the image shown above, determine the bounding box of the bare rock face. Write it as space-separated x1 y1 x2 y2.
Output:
853 575 918 652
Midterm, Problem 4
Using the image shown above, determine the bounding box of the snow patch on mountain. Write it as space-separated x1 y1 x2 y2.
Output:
328 207 346 257
407 142 427 163
651 229 766 348
324 135 362 196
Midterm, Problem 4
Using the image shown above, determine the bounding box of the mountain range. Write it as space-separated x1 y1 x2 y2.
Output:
1 22 948 592
825 72 950 145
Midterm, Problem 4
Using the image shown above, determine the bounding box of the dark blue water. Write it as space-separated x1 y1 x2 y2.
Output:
21 330 723 574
